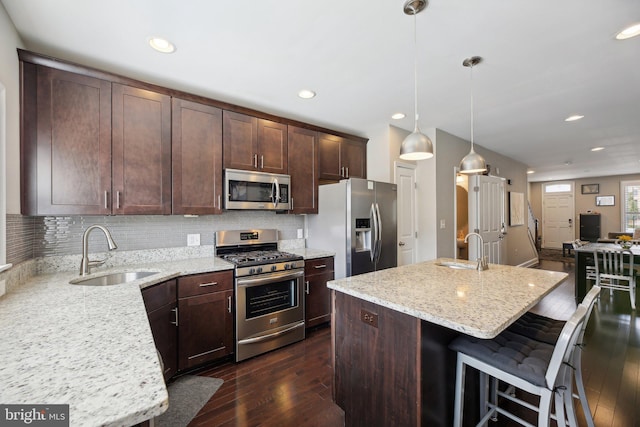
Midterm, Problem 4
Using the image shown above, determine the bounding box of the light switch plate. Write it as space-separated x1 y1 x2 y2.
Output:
187 234 200 246
440 219 446 229
297 228 303 239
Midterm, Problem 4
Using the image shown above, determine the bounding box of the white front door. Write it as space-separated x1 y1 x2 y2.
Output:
542 182 575 249
395 162 417 266
468 175 506 264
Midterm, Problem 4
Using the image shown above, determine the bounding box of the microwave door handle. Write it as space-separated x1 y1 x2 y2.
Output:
273 178 280 208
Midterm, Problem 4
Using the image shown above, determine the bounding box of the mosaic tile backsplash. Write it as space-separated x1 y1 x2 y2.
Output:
7 211 304 261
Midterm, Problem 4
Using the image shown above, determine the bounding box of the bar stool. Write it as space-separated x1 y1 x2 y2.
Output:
506 286 601 427
450 304 589 427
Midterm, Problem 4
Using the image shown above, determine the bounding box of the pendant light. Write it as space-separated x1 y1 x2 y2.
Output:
399 0 434 161
459 56 487 174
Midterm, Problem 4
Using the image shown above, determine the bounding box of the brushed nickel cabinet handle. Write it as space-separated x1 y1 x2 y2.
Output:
260 155 264 169
116 191 121 209
217 194 221 209
170 307 178 326
305 280 310 294
104 191 109 209
341 166 345 177
346 167 349 178
253 154 258 168
199 281 218 287
227 296 232 313
314 264 327 269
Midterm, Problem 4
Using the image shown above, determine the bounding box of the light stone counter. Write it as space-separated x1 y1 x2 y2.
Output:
327 258 568 339
0 256 234 427
287 248 335 260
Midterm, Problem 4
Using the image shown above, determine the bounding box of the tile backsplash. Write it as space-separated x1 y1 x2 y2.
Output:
7 212 304 262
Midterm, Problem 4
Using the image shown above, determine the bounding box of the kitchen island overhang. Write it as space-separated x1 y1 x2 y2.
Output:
328 258 568 426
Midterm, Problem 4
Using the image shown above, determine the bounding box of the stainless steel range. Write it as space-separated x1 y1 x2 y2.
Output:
215 229 305 362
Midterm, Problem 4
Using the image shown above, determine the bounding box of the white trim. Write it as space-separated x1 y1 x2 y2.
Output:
620 180 640 234
0 82 6 265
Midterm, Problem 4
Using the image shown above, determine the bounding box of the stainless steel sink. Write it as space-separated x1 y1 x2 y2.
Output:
70 271 159 286
435 261 477 270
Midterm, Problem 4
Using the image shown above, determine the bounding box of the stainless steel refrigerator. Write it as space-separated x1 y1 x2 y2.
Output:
307 178 397 279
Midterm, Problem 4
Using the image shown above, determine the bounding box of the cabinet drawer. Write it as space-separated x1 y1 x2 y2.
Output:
178 271 233 298
142 279 176 313
305 257 334 276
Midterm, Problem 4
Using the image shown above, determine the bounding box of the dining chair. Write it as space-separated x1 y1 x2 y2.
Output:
450 304 588 427
506 286 601 427
594 248 636 310
572 240 597 284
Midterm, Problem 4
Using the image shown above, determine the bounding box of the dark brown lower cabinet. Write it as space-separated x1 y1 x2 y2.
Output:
177 271 234 371
141 280 178 381
305 257 334 328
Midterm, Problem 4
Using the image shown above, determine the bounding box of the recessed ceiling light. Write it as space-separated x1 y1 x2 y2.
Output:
149 37 176 53
565 115 584 122
616 23 640 40
297 90 316 99
591 147 605 152
527 170 535 174
391 113 406 120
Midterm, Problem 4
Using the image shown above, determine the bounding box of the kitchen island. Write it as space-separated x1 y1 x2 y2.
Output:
327 258 568 426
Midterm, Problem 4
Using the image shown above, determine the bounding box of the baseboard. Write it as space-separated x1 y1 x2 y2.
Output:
519 257 539 268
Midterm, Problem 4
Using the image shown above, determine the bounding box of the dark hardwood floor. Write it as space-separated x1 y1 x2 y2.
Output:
189 259 639 426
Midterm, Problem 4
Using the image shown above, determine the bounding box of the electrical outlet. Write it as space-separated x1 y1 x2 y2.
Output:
297 228 303 239
187 234 200 246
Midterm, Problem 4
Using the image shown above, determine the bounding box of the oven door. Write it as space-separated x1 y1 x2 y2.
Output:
235 269 305 361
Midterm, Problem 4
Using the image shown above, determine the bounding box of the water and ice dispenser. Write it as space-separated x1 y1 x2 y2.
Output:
355 218 372 252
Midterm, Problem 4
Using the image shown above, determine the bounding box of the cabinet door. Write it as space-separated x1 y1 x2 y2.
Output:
178 290 234 370
288 126 318 214
318 133 343 181
342 139 367 179
258 119 288 174
30 66 112 215
223 111 258 171
305 271 334 328
142 280 177 381
112 84 171 214
172 98 223 214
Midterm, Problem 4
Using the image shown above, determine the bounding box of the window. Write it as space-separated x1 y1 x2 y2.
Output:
621 180 640 233
544 182 573 193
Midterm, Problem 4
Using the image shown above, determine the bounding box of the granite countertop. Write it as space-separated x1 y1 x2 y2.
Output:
327 258 568 339
0 256 234 427
287 247 335 260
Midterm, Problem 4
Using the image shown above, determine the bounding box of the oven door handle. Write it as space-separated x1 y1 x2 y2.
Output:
237 321 305 345
236 269 304 287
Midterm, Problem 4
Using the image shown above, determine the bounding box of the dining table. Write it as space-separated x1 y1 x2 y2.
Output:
574 242 640 303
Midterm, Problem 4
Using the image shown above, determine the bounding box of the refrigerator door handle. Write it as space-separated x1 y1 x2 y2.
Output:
375 203 383 263
370 203 378 262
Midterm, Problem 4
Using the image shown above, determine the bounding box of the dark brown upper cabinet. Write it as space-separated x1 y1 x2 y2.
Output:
172 98 223 214
318 133 367 182
21 64 112 215
223 111 288 174
112 84 172 215
287 126 319 214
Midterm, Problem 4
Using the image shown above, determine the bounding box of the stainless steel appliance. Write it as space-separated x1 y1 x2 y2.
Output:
215 229 305 362
224 168 291 210
307 178 397 279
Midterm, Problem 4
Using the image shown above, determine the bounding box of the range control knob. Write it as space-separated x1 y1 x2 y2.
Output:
285 263 291 270
256 267 263 274
271 265 277 272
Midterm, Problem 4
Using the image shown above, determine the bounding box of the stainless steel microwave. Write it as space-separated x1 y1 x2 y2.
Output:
224 169 291 210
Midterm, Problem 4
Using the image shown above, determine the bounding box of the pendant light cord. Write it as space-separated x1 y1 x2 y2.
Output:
470 63 474 150
413 9 419 128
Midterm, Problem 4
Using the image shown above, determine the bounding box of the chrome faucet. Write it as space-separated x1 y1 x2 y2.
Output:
80 225 118 276
464 232 488 271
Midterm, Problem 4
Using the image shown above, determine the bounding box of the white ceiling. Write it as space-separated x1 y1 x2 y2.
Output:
2 0 639 182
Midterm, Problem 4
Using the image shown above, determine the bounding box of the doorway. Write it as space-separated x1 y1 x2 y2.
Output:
394 161 417 266
468 174 506 264
542 182 575 249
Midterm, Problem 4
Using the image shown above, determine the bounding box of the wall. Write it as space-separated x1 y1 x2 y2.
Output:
433 129 533 266
0 3 22 215
6 212 304 264
529 173 640 241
